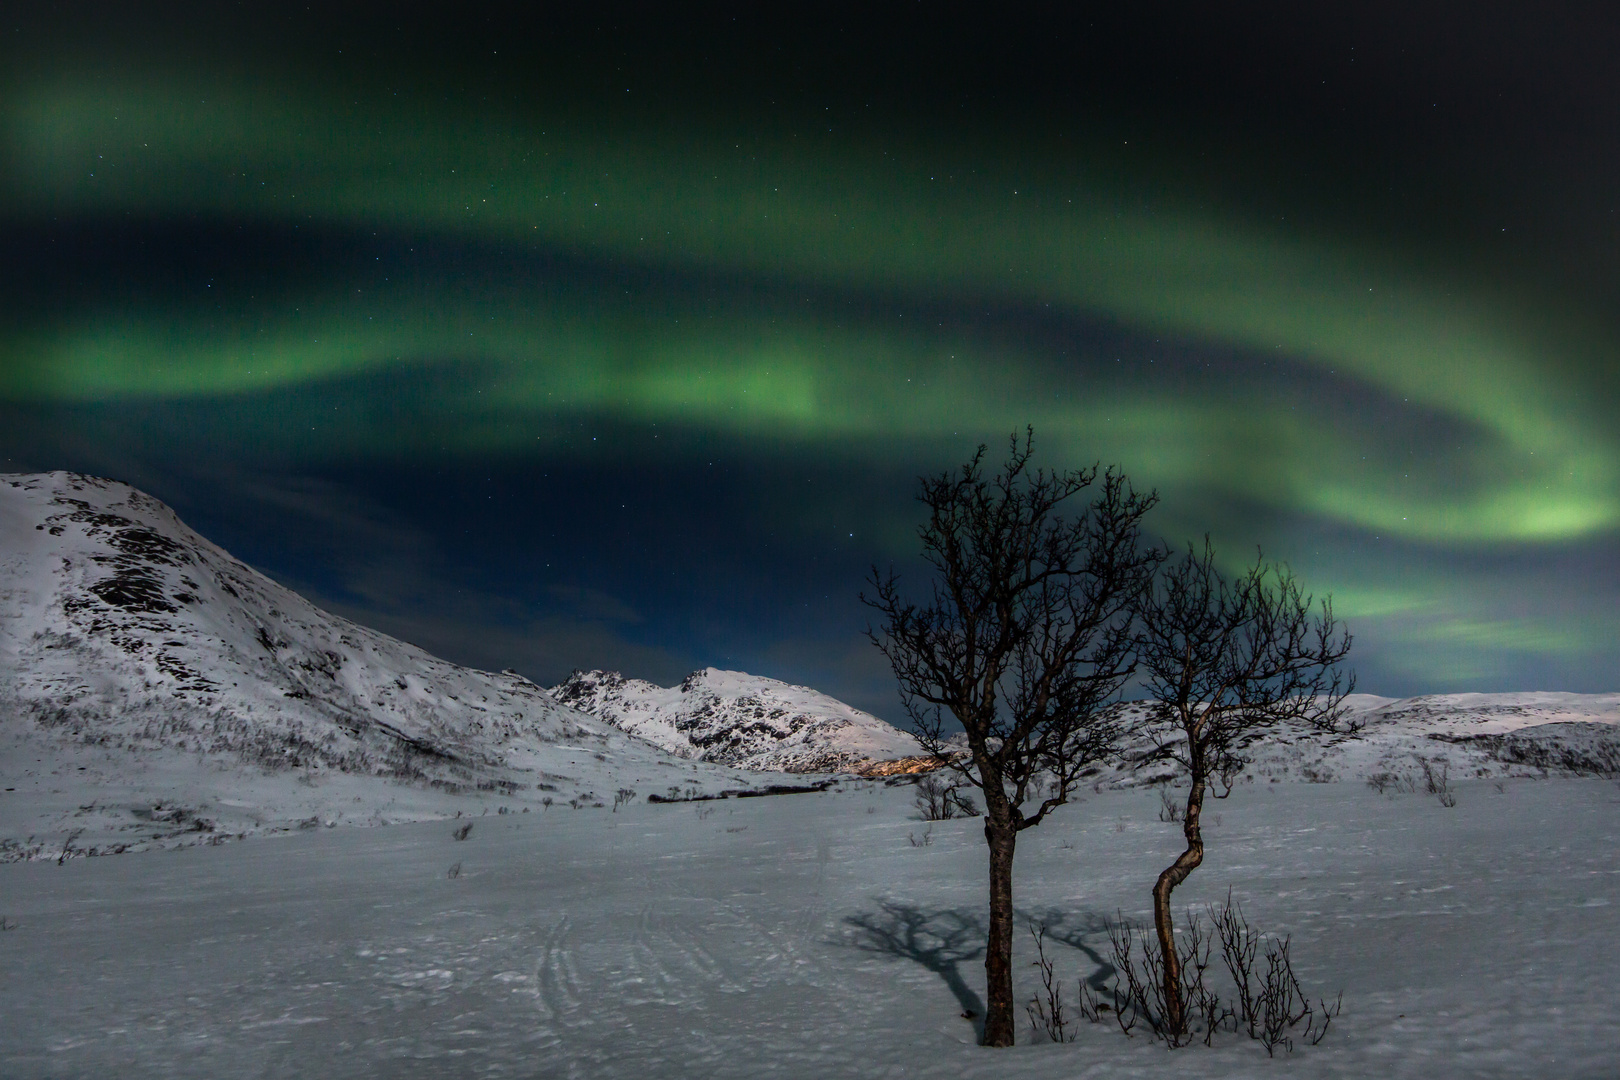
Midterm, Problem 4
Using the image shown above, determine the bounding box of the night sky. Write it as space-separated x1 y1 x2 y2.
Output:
4 3 1618 716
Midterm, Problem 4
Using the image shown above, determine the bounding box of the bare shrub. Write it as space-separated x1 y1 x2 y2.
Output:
1418 759 1456 806
1080 895 1340 1055
1212 891 1340 1054
1366 770 1418 795
1158 785 1184 823
1026 922 1077 1042
908 825 934 847
1100 909 1227 1046
446 861 462 879
451 821 473 841
612 788 637 812
58 828 85 866
915 773 979 820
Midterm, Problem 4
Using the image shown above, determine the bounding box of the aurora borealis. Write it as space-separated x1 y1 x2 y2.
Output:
4 4 1617 711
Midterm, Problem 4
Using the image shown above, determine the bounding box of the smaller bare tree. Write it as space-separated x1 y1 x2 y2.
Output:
914 772 979 820
1132 539 1355 1040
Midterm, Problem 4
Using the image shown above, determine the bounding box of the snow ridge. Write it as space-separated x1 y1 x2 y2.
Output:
548 667 923 772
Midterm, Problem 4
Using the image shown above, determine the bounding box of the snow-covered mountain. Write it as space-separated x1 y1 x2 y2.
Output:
0 472 780 859
548 668 924 772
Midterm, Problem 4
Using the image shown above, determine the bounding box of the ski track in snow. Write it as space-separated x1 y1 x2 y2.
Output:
3 778 1618 1079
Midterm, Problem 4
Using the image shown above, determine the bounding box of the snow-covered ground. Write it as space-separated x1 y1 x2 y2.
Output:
549 667 923 772
1 775 1615 1078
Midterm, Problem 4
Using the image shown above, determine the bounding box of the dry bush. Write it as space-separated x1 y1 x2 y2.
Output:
1366 770 1418 795
1212 892 1340 1055
1419 759 1457 807
914 773 979 820
1026 922 1076 1042
1075 893 1340 1055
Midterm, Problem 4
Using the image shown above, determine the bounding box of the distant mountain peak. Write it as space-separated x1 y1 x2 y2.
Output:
549 667 922 772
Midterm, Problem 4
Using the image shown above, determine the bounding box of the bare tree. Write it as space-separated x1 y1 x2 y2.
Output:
1132 539 1355 1040
864 431 1160 1047
914 772 979 820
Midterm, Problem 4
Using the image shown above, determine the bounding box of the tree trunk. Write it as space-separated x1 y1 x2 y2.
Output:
1150 770 1206 1038
982 813 1019 1046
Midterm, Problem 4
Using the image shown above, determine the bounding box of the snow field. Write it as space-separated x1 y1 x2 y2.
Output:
1 776 1616 1079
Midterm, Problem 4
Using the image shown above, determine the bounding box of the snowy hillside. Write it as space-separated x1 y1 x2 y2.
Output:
0 472 779 860
1109 691 1620 788
548 667 924 772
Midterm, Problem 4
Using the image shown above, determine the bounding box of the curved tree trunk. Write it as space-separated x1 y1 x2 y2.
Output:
982 811 1019 1046
1150 771 1206 1038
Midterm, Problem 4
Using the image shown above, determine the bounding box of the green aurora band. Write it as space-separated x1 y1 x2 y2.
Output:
3 80 1618 673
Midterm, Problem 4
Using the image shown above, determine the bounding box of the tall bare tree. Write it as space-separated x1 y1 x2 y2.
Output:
864 431 1159 1047
1133 539 1355 1039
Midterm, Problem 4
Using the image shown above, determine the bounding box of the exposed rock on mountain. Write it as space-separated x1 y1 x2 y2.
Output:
548 667 924 773
1108 692 1620 787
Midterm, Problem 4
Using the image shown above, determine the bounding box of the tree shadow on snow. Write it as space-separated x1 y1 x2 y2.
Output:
1021 906 1118 990
843 901 987 1041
